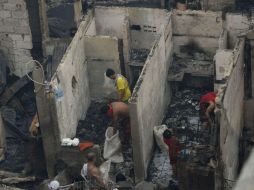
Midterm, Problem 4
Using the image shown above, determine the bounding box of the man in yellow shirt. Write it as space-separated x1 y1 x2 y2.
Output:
106 68 131 103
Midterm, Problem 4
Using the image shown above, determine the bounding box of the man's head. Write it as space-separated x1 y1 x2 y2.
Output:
101 105 109 114
87 152 96 163
163 129 172 139
106 68 116 80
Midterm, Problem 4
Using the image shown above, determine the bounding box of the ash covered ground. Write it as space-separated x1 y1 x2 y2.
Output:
163 86 210 143
76 101 111 145
148 85 214 187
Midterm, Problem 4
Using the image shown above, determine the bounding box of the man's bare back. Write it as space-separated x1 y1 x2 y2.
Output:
111 102 129 119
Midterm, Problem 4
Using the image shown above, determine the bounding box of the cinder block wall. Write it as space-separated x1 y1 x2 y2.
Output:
172 10 223 60
0 0 33 77
84 36 121 100
218 38 245 181
51 20 92 139
129 14 173 182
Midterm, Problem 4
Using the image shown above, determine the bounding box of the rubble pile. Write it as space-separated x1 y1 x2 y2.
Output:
163 87 210 144
163 86 216 189
130 49 150 62
148 149 172 187
76 101 111 145
0 82 46 189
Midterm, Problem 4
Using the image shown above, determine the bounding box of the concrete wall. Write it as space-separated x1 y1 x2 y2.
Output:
129 14 173 182
234 149 254 190
172 10 222 60
127 8 168 49
86 18 96 36
95 6 126 39
226 13 249 49
84 36 121 100
94 6 168 49
218 38 245 181
51 20 92 139
0 0 33 77
215 50 233 81
201 0 235 11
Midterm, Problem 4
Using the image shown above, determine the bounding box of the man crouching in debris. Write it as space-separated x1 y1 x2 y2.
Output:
101 102 131 142
199 91 217 128
163 129 180 178
105 68 131 104
85 152 107 189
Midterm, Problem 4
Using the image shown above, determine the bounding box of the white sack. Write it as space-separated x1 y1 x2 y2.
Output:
154 125 169 151
103 127 124 163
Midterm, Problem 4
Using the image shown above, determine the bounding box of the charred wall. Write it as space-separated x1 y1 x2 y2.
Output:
217 38 245 182
51 19 92 139
172 10 223 60
129 14 173 182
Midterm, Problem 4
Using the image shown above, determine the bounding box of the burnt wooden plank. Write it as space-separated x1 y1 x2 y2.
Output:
0 76 29 106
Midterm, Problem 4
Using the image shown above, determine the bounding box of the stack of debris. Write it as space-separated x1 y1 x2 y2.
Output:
130 49 150 62
76 101 111 145
0 78 47 189
162 87 215 190
148 149 172 188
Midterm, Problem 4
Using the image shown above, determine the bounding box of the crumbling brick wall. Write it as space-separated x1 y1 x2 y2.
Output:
0 0 33 77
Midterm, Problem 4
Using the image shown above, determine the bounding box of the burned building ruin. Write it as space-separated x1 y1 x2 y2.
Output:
1 0 254 189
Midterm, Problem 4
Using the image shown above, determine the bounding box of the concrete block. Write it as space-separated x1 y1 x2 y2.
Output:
11 10 28 19
15 40 32 49
215 50 233 80
9 34 23 41
7 0 25 4
23 35 31 42
14 26 30 34
0 10 11 18
3 3 24 11
3 18 21 26
172 10 223 37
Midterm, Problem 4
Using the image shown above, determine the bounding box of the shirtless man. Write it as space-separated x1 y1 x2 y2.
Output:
86 152 106 189
101 102 130 140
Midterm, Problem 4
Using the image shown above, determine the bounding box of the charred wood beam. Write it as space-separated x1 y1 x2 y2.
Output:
0 76 29 106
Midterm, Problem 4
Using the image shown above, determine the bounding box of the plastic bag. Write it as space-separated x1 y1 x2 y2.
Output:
103 127 124 163
154 125 169 151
